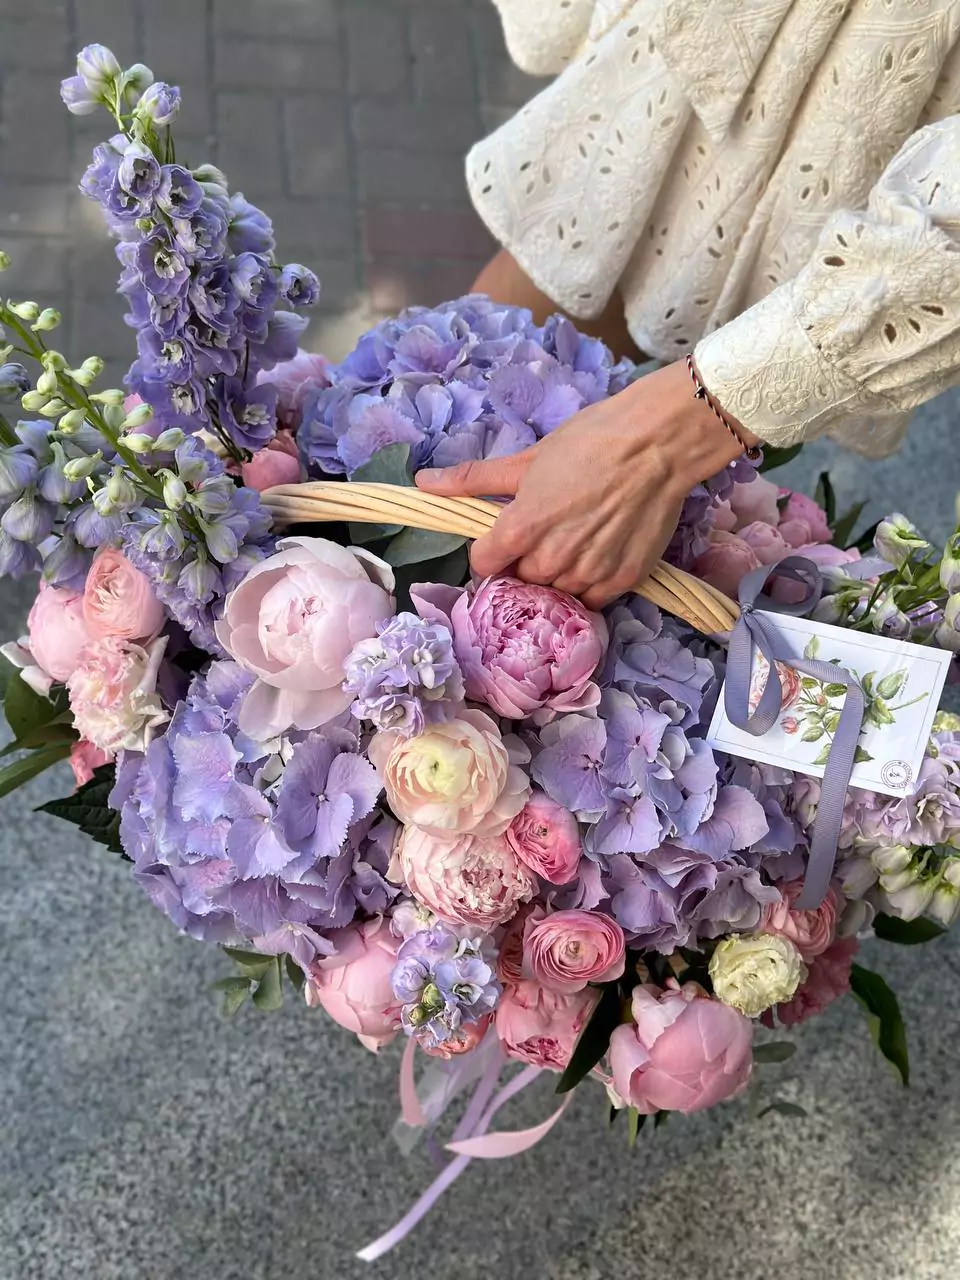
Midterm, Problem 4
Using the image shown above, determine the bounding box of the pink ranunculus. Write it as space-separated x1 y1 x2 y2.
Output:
412 576 607 722
369 709 529 837
304 916 401 1051
770 936 858 1028
761 880 840 961
69 739 112 787
522 908 626 993
609 980 753 1115
738 520 790 566
769 542 862 604
727 475 781 530
83 547 165 643
241 429 303 492
778 490 832 545
26 582 94 684
215 536 395 739
506 792 583 884
260 349 331 433
495 979 599 1071
422 1014 492 1059
66 636 169 755
496 902 539 983
393 825 536 930
692 530 761 598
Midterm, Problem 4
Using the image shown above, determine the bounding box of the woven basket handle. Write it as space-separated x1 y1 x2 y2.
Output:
261 481 739 635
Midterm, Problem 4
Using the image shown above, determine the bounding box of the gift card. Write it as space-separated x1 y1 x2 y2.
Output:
706 613 953 797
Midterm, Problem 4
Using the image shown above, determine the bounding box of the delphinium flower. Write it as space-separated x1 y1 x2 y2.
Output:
343 611 465 734
391 923 500 1050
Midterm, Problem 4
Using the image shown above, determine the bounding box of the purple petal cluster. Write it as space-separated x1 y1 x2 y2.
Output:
110 661 400 963
343 611 464 733
0 419 91 583
391 924 500 1049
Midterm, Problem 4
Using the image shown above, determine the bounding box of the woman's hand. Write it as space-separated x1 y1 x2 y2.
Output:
415 360 756 609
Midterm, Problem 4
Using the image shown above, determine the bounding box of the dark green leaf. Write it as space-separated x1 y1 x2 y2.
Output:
813 471 836 524
627 1107 642 1148
607 1103 621 1126
0 715 77 758
348 521 402 545
252 957 284 1011
758 1100 808 1119
392 545 470 612
801 724 824 743
853 746 873 764
285 954 306 992
0 653 12 702
872 914 947 946
800 677 820 690
384 527 466 568
4 672 66 740
350 443 414 488
36 765 125 855
212 976 252 1017
556 982 622 1094
876 670 908 700
222 946 275 976
753 1041 797 1064
823 683 848 698
854 520 882 555
758 443 804 473
0 742 73 799
653 1109 670 1129
850 963 909 1086
832 499 867 549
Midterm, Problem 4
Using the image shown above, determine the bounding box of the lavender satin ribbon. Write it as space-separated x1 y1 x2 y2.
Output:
724 556 865 911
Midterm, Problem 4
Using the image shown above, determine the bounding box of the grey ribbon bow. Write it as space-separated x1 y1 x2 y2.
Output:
724 557 865 911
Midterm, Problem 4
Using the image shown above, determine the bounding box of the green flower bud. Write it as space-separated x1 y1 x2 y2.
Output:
0 250 10 272
154 427 186 451
0 344 13 362
122 432 155 454
122 63 155 96
81 356 104 377
68 367 96 387
31 308 62 332
159 468 188 510
406 1005 429 1028
101 404 126 431
122 402 154 429
41 350 67 372
63 451 103 482
36 369 60 397
20 389 50 412
104 466 138 511
9 301 40 322
57 409 89 434
90 388 126 406
38 398 69 419
420 982 444 1013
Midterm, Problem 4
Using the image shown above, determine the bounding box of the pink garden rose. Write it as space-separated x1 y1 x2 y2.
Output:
369 709 529 837
495 979 599 1071
692 530 761 599
82 547 165 643
727 475 781 530
609 981 754 1114
738 520 790 566
778 490 832 546
215 536 395 740
241 428 302 492
761 880 840 961
260 349 331 433
506 792 582 884
748 652 802 715
522 909 625 993
69 739 112 787
422 1014 491 1059
26 582 93 684
305 916 401 1051
413 576 607 721
393 825 535 929
768 936 858 1029
66 636 169 755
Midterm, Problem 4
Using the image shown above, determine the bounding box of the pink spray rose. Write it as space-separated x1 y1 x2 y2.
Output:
692 530 761 598
761 880 840 961
260 349 330 433
495 979 599 1071
412 576 607 721
68 739 112 787
738 520 790 566
305 917 401 1051
369 709 529 837
25 582 94 684
393 825 535 930
215 536 395 739
506 791 583 884
522 909 625 993
778 490 832 546
66 636 169 755
609 981 754 1115
240 428 302 492
727 475 781 530
768 936 858 1029
82 547 165 643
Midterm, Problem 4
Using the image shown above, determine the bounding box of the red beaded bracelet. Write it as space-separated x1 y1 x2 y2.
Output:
685 353 762 462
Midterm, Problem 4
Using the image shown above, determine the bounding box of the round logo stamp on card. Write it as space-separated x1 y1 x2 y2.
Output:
881 760 913 789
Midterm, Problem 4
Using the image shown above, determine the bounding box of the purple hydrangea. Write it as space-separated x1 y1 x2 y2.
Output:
391 924 500 1049
343 611 465 733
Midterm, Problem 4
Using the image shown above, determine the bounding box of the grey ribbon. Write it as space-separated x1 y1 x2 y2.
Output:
724 557 865 911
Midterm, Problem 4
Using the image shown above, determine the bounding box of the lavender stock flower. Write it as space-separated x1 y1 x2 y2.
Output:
343 611 464 733
391 924 500 1048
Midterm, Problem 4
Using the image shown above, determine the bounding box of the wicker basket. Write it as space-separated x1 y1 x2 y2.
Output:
261 481 740 636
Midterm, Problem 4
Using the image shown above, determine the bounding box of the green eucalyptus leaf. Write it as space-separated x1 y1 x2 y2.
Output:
872 914 946 946
753 1042 797 1064
556 982 622 1095
385 527 466 568
758 1100 808 1119
849 963 909 1086
348 521 402 545
252 957 284 1011
0 742 73 800
350 443 414 488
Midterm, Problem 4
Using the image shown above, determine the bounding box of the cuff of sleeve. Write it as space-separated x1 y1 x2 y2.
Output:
692 287 868 448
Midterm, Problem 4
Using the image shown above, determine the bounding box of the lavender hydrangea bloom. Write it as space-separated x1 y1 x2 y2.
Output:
343 611 465 733
391 925 500 1049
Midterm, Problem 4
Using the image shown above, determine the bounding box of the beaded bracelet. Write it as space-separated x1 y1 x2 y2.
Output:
685 353 762 462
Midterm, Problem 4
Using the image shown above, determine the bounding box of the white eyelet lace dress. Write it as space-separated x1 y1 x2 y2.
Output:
468 0 960 457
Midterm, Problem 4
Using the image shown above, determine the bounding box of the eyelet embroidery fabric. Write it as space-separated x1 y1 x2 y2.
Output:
469 0 960 456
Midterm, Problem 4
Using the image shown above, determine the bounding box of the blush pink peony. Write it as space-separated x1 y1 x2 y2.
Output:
369 709 529 837
761 880 840 960
506 791 583 884
412 576 607 721
304 916 401 1051
496 979 599 1071
392 825 535 929
738 521 790 566
522 909 625 993
82 547 165 643
66 636 169 755
26 582 94 684
215 536 395 740
778 490 832 546
609 981 754 1114
727 475 781 530
240 429 302 492
692 531 761 599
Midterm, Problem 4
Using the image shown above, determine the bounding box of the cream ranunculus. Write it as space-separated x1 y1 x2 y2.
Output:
708 933 807 1019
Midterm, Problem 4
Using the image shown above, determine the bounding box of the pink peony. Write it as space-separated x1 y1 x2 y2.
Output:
692 530 761 598
68 739 112 787
393 825 535 930
495 979 599 1071
83 547 165 643
769 936 858 1028
609 981 754 1115
506 792 583 884
241 429 302 492
422 1014 491 1059
522 909 625 993
26 582 93 684
413 576 607 721
778 490 832 545
727 476 781 530
761 880 840 961
738 520 790 566
369 710 529 837
215 536 395 740
711 499 738 533
304 916 401 1051
260 349 331 433
66 636 168 755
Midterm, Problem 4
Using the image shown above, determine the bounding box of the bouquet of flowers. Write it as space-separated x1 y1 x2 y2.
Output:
2 47 960 1259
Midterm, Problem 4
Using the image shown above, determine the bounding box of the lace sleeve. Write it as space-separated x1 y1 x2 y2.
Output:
693 117 960 456
488 0 597 75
